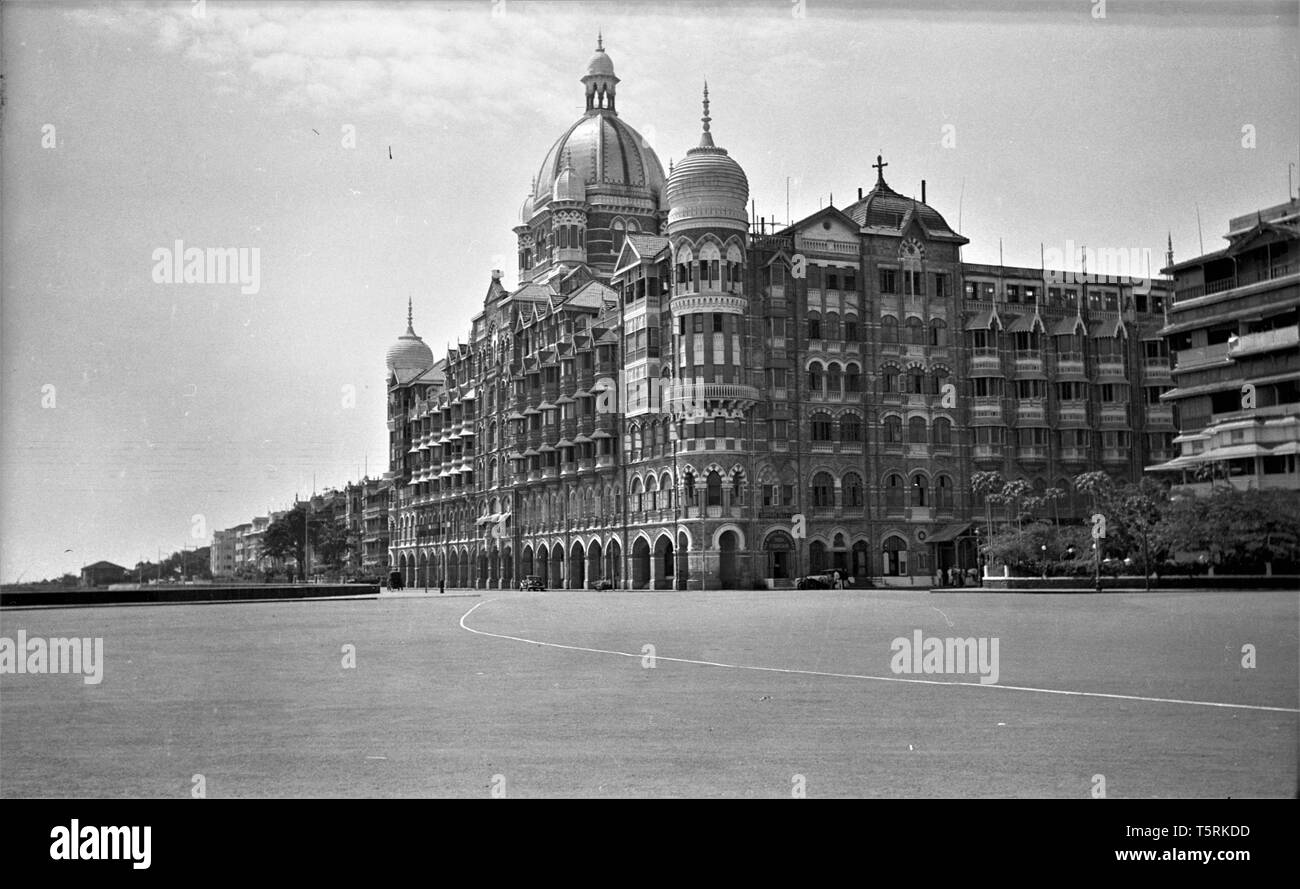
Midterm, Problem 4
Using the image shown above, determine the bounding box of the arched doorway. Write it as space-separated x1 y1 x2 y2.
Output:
550 543 564 589
606 539 622 588
398 554 409 587
763 530 794 583
718 530 739 588
632 537 651 589
676 532 690 589
418 552 428 588
501 546 513 589
587 540 603 586
536 545 549 588
654 535 674 590
852 540 871 581
569 541 585 590
809 540 827 573
832 532 849 574
883 535 908 576
521 545 534 582
477 551 488 589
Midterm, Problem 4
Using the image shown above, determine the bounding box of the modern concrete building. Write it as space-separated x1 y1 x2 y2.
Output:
1150 199 1300 494
385 39 1178 590
210 528 238 578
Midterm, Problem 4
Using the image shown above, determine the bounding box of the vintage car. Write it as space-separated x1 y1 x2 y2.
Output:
519 575 546 591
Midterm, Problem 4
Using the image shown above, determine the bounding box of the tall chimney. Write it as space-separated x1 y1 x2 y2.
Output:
921 180 927 203
858 187 863 200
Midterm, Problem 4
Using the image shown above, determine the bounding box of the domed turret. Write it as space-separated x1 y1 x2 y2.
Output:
386 298 434 379
519 179 535 225
552 150 584 203
664 83 749 233
581 32 619 113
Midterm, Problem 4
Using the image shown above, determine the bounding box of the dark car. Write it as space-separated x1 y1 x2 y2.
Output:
796 569 849 590
590 578 614 591
519 575 546 591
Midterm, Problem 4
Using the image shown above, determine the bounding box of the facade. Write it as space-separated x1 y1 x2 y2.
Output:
80 561 128 588
1150 199 1300 494
386 39 1178 590
210 527 238 578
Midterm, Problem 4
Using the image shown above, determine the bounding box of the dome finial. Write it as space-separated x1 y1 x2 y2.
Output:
699 81 715 149
407 295 414 332
597 30 603 51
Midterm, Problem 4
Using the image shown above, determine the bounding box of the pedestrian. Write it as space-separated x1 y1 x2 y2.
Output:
439 575 445 595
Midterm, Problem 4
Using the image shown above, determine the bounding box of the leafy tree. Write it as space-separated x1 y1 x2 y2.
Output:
263 504 308 571
1158 488 1300 572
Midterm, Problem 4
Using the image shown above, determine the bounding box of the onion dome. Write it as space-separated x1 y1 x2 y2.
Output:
664 82 749 232
386 298 434 378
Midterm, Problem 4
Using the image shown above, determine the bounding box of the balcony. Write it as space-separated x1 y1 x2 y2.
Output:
907 506 932 522
1142 358 1172 380
1099 405 1130 427
970 348 1001 374
1058 447 1089 463
1145 405 1174 426
971 399 1003 423
1097 358 1128 379
972 445 1003 461
794 235 858 257
1229 325 1300 358
1057 402 1088 425
1101 448 1128 463
1056 356 1086 377
1173 262 1298 303
1017 446 1049 463
662 382 761 411
669 292 747 318
1173 342 1232 371
1015 402 1046 424
1013 354 1044 375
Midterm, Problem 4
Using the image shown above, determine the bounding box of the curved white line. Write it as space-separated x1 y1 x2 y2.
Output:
458 600 1299 714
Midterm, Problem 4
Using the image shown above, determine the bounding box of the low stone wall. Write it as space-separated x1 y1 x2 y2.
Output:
0 583 379 609
957 575 1299 592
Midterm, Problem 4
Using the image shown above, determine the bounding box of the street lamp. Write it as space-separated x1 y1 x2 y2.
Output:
1093 541 1102 592
1040 544 1048 580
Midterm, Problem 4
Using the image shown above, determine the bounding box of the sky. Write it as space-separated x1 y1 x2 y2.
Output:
2 0 1297 582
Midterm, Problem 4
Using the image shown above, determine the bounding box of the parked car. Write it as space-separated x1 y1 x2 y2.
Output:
796 569 849 590
590 578 614 591
519 575 546 591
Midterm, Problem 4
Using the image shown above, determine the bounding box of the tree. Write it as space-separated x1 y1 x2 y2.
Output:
971 470 1004 534
263 504 308 572
1158 488 1300 573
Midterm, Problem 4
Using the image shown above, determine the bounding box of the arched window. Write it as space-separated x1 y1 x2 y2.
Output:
846 363 862 393
824 312 841 340
631 476 644 512
843 472 864 507
882 367 900 394
881 316 899 343
706 470 723 507
929 318 948 347
683 469 696 501
811 412 833 442
646 474 659 510
826 363 842 396
841 414 862 443
612 219 626 254
936 474 954 509
883 415 903 444
808 362 824 393
908 416 928 444
906 317 925 344
933 417 952 447
662 473 675 510
912 474 929 507
811 472 835 508
884 473 904 509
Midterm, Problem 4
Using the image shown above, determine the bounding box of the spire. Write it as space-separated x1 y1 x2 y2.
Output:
597 30 603 51
1165 231 1174 270
406 296 414 334
699 80 714 148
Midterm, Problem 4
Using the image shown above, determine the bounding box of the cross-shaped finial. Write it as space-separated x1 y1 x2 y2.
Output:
873 153 888 182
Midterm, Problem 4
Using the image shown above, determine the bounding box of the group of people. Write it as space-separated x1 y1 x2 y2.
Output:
934 566 979 588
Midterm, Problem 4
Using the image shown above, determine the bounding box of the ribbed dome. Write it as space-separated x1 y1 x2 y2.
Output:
664 84 748 231
845 159 962 239
534 113 665 202
386 300 434 378
519 189 534 225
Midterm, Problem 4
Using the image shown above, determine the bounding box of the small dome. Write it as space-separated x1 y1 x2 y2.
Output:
386 300 434 377
520 190 534 224
585 47 615 79
665 84 749 231
553 153 585 202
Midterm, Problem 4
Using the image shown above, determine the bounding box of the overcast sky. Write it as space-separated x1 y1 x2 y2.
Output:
2 0 1297 582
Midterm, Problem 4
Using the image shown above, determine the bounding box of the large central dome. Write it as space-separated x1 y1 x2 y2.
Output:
535 114 666 200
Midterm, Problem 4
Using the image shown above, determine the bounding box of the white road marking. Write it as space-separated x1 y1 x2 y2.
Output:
458 600 1299 715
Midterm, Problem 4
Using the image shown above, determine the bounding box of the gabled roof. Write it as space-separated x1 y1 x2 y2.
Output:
778 205 861 238
563 279 617 311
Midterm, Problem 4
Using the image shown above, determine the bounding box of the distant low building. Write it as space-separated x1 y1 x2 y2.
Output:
80 561 128 588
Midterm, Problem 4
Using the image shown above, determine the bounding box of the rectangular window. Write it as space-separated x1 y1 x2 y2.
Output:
827 272 839 290
845 319 859 341
713 314 724 333
933 273 949 299
879 268 897 294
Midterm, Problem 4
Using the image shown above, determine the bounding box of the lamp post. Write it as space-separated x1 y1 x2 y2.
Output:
1040 543 1048 580
1093 541 1102 592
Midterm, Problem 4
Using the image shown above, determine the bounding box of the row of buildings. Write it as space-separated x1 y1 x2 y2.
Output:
209 476 392 580
379 39 1297 590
